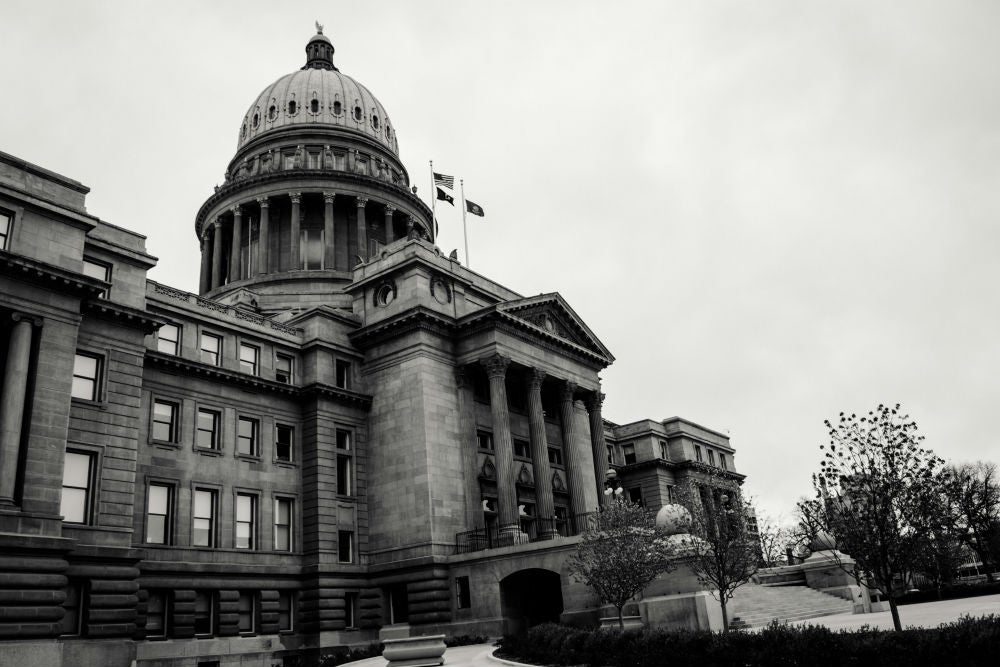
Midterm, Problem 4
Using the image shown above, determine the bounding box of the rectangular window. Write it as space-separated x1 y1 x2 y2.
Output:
274 497 293 551
61 450 95 524
547 446 563 466
455 576 471 609
194 591 214 636
71 353 101 401
554 506 569 537
146 591 169 638
300 228 324 270
338 530 354 563
196 408 220 450
278 591 294 631
667 485 675 503
237 417 259 457
720 454 728 470
192 488 217 547
513 438 531 459
60 581 85 636
275 424 294 462
623 443 636 465
606 445 616 465
152 400 178 443
157 323 180 355
476 430 494 451
337 454 353 496
200 332 221 366
146 483 173 544
335 360 352 389
708 450 716 467
659 440 668 460
0 209 11 250
235 493 256 550
239 343 259 375
82 258 111 298
694 445 703 462
237 592 255 634
628 487 644 506
275 353 293 383
344 592 357 629
336 429 351 450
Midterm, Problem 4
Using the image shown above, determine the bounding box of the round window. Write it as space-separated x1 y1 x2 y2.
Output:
375 283 395 307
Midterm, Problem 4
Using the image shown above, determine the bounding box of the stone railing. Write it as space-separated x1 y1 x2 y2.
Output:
150 281 301 337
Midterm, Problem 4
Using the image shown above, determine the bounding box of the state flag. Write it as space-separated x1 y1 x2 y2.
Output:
434 172 455 189
466 199 485 217
436 187 454 205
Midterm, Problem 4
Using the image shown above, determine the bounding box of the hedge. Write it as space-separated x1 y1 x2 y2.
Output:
496 616 1000 667
896 580 1000 605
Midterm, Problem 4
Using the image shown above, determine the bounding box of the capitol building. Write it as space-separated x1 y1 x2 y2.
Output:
0 27 740 667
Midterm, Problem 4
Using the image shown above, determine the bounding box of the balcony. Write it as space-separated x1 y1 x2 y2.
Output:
454 513 597 554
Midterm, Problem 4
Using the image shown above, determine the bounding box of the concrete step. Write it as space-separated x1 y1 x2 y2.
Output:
728 584 854 629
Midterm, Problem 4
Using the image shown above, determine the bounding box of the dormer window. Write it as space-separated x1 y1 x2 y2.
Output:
372 115 380 130
353 105 362 121
268 104 277 121
333 100 342 116
288 100 297 115
252 112 260 128
310 98 319 113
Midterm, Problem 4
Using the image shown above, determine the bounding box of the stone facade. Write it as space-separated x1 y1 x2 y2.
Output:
0 28 745 667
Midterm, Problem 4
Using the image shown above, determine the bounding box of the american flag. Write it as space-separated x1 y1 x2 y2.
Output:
433 172 455 189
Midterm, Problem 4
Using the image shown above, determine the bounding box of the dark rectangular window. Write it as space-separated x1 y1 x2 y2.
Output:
274 497 293 551
60 581 85 636
455 576 471 609
335 360 351 389
694 445 703 462
659 440 668 460
344 592 357 628
157 323 180 355
606 444 616 465
146 590 169 638
275 424 293 462
554 506 569 536
152 400 178 442
628 487 643 506
71 353 101 401
708 450 716 467
82 258 111 298
196 408 220 450
146 483 173 544
336 428 351 450
194 591 214 636
235 493 256 550
61 450 95 524
476 430 494 451
0 210 11 250
623 443 636 465
237 417 259 457
338 530 354 563
192 489 216 547
278 591 294 631
200 332 221 366
337 454 352 496
720 454 728 470
239 343 259 375
513 438 531 459
275 354 292 383
237 592 255 634
548 446 563 465
300 228 324 270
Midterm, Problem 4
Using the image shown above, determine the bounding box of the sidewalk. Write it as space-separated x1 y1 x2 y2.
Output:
344 594 1000 666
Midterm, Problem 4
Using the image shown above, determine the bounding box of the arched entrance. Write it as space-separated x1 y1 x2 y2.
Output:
499 569 563 635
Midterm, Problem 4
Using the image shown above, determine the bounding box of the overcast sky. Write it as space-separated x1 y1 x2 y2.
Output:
3 1 998 522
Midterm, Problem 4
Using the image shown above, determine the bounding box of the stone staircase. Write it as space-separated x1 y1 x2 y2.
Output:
729 584 854 629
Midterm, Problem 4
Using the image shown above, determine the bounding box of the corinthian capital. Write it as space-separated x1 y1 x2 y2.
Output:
525 368 547 392
480 353 510 379
585 391 605 413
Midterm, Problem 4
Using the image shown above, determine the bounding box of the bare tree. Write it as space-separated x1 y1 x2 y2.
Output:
566 495 678 629
944 461 1000 580
812 403 945 631
756 512 793 568
676 472 759 631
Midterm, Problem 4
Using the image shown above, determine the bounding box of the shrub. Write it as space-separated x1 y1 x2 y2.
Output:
896 581 1000 605
497 616 1000 667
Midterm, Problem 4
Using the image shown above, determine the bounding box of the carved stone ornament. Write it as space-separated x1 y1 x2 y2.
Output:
481 458 496 480
480 353 510 379
525 368 546 391
552 471 565 492
560 381 577 402
517 464 533 486
430 276 451 305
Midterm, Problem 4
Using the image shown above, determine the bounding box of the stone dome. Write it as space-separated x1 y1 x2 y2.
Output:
655 504 692 536
236 29 399 156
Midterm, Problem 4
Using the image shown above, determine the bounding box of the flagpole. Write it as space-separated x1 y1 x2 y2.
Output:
460 178 470 267
428 160 436 244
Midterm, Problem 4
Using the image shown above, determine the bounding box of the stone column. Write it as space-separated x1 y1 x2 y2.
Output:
257 197 270 275
355 197 368 261
0 315 34 505
481 353 518 537
198 232 211 293
586 391 608 504
559 381 595 523
323 192 336 270
455 366 484 530
210 219 224 289
384 204 395 244
526 369 555 538
289 192 301 271
229 205 243 282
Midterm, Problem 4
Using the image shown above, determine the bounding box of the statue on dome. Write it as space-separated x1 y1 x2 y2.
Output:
315 21 324 34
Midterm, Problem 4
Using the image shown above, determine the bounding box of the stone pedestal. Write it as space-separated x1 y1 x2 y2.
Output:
800 548 867 613
382 634 446 667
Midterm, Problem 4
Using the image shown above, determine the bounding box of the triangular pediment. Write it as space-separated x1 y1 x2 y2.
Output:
497 293 615 363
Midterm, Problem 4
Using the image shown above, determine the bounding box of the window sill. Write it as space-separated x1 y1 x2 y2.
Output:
71 397 107 410
151 440 180 449
236 454 262 462
274 460 297 468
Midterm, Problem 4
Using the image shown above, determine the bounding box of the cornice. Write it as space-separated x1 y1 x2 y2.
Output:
82 300 166 334
0 250 105 299
349 250 475 293
299 382 373 408
348 306 456 350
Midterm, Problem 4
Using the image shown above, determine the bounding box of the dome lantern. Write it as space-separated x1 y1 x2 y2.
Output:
303 22 337 71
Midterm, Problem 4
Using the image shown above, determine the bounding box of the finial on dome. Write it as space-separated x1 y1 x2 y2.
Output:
303 23 337 71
